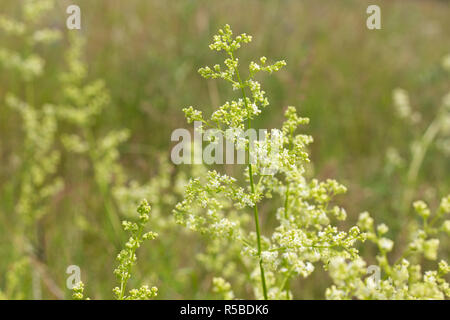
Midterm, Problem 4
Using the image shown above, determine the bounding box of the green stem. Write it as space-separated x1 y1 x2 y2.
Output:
233 53 268 300
248 157 268 300
284 185 290 219
284 128 294 220
280 265 295 300
402 117 441 214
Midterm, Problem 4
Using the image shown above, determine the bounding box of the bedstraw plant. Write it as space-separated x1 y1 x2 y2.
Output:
175 24 449 300
0 0 63 299
175 25 366 300
73 199 158 300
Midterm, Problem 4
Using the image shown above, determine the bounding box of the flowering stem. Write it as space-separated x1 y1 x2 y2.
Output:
234 57 268 300
118 227 142 300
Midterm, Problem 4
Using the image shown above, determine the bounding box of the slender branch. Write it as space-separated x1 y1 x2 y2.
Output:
401 116 441 214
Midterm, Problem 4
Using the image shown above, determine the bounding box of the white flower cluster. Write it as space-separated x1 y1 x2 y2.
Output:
175 170 253 239
326 195 450 299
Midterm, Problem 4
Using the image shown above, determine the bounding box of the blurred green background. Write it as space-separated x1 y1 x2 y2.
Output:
0 0 449 299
